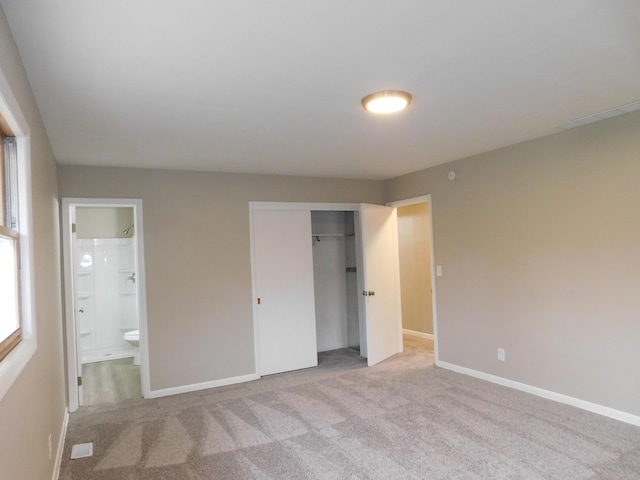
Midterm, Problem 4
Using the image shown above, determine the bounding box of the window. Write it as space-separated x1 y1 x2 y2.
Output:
0 68 35 402
0 127 21 361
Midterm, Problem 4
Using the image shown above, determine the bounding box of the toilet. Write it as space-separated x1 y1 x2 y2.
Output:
123 329 140 365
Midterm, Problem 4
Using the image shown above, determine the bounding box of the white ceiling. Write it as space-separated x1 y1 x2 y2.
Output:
2 1 639 180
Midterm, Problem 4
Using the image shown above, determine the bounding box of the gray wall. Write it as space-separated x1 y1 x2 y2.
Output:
385 110 640 417
0 5 66 479
57 166 384 391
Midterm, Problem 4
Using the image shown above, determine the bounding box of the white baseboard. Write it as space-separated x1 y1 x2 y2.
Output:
52 408 69 480
148 373 260 399
436 360 640 427
402 328 434 340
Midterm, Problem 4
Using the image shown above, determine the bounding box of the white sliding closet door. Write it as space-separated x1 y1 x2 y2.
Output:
252 209 318 376
359 204 403 366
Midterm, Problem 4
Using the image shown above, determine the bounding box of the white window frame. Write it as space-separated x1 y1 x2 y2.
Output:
0 64 37 401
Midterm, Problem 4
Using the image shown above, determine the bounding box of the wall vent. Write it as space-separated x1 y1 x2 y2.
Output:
70 442 93 459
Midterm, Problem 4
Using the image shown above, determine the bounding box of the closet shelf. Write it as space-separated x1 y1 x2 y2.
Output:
119 291 136 296
78 293 91 299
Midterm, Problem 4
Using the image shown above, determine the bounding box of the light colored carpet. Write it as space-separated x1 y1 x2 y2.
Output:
59 337 640 479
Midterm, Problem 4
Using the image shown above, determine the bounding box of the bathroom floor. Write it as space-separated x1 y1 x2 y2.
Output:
81 357 142 406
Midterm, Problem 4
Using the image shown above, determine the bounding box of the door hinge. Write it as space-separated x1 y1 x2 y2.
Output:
77 376 82 386
72 223 77 233
257 297 261 305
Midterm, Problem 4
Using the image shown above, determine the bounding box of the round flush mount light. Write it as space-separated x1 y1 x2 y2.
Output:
361 90 412 114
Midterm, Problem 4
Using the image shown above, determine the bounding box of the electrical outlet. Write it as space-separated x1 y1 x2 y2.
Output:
48 434 52 459
497 348 506 362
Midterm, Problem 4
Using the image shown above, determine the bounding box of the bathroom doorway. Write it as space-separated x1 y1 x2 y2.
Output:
387 195 438 361
62 198 150 411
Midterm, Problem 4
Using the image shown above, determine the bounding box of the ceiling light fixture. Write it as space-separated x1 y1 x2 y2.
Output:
361 90 412 114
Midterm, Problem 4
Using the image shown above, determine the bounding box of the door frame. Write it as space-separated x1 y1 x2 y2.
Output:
386 194 439 363
61 197 151 412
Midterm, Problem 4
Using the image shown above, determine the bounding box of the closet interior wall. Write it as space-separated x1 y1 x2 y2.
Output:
311 211 359 352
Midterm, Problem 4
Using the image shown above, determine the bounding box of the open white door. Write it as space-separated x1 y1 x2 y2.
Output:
69 206 85 405
359 204 403 366
252 208 318 376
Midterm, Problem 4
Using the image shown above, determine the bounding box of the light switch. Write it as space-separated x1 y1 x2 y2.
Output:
436 265 442 277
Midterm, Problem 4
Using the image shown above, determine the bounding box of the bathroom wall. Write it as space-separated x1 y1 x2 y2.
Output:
76 206 134 239
397 202 433 335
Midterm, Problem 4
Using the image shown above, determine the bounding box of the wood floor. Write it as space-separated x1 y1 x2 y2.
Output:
81 357 141 406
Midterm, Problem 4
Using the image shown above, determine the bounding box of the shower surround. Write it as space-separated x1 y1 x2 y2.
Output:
74 237 139 363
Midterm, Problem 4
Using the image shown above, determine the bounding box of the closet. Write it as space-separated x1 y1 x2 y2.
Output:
250 202 403 377
311 211 360 353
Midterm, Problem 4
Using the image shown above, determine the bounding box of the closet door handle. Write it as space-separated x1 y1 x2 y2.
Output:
362 291 375 296
78 308 85 313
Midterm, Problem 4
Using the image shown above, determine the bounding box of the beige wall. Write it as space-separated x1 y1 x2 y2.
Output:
58 166 384 390
397 203 433 334
385 110 640 417
0 6 66 480
76 206 134 239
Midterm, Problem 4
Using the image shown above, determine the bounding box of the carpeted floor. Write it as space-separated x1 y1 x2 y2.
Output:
59 336 640 479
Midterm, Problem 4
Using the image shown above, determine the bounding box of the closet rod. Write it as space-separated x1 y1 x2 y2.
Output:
312 233 346 245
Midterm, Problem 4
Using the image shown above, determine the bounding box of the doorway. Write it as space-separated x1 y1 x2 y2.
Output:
387 195 438 360
62 198 150 411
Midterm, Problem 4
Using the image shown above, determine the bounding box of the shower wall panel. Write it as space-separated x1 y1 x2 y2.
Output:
75 238 138 362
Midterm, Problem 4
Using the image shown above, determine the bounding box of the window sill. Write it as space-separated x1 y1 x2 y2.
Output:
0 338 36 401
